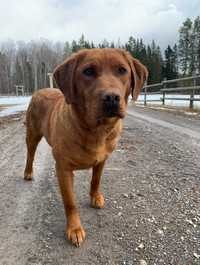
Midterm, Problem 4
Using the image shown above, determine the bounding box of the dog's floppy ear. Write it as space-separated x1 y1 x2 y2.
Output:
53 54 78 104
128 57 148 101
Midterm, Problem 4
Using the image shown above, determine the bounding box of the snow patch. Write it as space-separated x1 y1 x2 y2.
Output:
137 94 200 107
0 97 31 117
149 106 176 111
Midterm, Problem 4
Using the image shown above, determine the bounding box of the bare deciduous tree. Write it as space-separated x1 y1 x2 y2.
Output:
0 39 16 93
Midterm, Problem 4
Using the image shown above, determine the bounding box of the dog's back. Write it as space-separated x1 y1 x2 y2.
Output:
25 88 63 145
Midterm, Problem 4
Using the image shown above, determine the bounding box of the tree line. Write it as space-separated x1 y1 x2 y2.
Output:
0 16 199 94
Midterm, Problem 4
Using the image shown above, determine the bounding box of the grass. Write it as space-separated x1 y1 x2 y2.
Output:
0 104 22 112
131 102 200 119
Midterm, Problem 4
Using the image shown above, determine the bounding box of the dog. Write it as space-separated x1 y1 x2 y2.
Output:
24 48 148 246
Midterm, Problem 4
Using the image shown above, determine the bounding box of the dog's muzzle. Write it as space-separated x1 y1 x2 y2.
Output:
102 90 122 118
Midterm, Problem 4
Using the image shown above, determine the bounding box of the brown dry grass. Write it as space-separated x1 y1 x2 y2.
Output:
0 104 22 112
131 102 200 119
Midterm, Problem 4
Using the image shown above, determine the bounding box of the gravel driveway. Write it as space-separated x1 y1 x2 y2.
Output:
0 105 199 265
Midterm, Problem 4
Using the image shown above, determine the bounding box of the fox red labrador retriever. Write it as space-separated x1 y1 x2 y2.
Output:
24 48 148 246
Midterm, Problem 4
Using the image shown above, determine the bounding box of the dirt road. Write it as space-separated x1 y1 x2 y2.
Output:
0 105 200 265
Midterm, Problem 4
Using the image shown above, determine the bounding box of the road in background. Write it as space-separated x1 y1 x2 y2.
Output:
127 105 200 141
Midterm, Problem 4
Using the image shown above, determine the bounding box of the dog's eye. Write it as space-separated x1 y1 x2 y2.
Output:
118 67 126 75
83 68 95 76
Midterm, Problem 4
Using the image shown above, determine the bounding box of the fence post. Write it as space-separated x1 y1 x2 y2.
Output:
190 71 196 110
47 73 54 88
162 78 167 106
144 86 147 106
16 85 18 96
15 85 25 96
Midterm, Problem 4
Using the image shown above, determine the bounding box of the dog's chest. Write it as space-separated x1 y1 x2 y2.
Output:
70 140 115 170
52 118 120 170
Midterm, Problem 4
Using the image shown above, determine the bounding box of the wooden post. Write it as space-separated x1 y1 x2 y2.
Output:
15 85 25 96
190 71 196 110
162 78 167 106
47 73 53 88
144 86 147 106
16 85 18 96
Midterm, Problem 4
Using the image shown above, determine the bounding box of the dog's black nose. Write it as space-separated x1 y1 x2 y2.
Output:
102 90 121 107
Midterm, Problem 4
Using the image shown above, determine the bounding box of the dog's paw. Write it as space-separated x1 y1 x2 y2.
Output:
24 171 34 180
67 227 85 247
90 194 104 208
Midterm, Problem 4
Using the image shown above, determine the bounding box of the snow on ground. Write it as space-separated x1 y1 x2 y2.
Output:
0 97 31 117
137 94 200 107
0 94 199 117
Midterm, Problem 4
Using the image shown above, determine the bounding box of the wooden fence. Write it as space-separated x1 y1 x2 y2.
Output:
139 73 200 110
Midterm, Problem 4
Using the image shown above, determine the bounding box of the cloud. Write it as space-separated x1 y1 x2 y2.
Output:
0 0 198 53
144 4 184 50
158 4 182 16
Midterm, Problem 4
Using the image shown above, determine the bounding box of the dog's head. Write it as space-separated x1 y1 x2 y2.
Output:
53 49 147 122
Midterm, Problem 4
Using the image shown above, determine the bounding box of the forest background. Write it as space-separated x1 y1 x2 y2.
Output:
0 16 199 94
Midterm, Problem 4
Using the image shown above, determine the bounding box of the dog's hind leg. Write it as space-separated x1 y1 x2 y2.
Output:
24 132 42 180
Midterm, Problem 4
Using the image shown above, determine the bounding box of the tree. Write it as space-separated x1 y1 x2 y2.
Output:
16 41 31 93
99 39 110 48
110 41 115 48
124 36 148 66
117 38 121 49
28 40 40 92
146 44 153 84
163 45 178 80
72 34 91 50
178 18 193 76
38 40 55 90
71 40 80 53
63 41 72 59
172 44 179 76
146 40 163 85
0 39 16 93
150 40 163 84
79 34 85 47
90 42 95 49
84 40 91 49
138 39 147 66
125 36 136 57
54 41 65 64
193 16 200 74
12 57 23 88
0 52 8 93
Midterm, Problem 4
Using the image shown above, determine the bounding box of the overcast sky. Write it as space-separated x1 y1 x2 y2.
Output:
0 0 200 52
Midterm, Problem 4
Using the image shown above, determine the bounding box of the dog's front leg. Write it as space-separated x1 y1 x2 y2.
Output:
56 163 85 247
90 161 106 208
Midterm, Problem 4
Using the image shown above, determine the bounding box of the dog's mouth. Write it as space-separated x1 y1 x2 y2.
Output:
97 105 124 119
104 110 123 118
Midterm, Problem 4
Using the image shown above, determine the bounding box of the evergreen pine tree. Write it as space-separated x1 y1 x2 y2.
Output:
139 39 147 66
146 44 153 84
150 40 163 84
178 18 193 76
172 44 179 77
163 45 178 80
193 16 200 74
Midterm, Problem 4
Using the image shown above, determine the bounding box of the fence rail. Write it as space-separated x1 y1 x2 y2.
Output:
140 73 200 110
